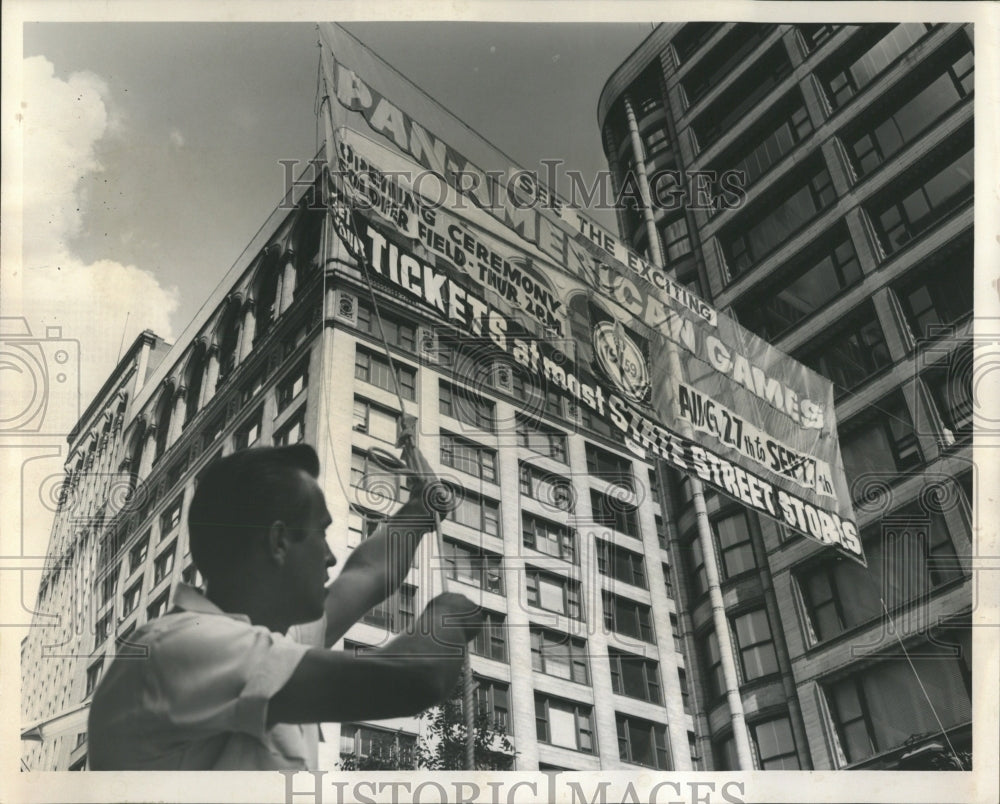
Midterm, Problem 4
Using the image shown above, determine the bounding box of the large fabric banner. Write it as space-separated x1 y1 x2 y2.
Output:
318 24 863 561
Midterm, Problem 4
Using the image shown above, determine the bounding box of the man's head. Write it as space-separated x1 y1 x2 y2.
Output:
188 444 335 626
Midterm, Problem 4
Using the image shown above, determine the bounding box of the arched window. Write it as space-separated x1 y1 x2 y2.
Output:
153 387 173 463
292 206 324 295
254 248 282 342
216 301 241 386
125 423 144 478
183 342 206 427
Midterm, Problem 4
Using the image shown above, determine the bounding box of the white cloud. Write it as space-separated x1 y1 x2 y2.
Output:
19 56 180 406
168 127 185 148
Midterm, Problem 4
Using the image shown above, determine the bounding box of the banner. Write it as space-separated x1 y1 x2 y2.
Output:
319 24 863 561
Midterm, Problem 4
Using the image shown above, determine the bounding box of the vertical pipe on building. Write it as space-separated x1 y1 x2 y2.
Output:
622 94 754 770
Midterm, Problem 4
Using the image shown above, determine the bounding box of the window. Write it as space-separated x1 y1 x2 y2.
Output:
439 382 495 431
361 584 416 633
590 490 641 539
356 304 417 353
585 443 633 488
796 303 892 395
201 414 225 450
798 23 842 51
723 163 837 278
85 661 104 697
702 630 726 700
352 397 398 443
473 677 511 734
688 731 703 770
273 410 305 446
523 513 577 563
895 249 974 340
471 610 508 662
871 143 973 255
714 511 757 578
679 668 692 714
925 356 973 442
441 432 497 481
752 716 800 769
535 695 594 753
442 539 503 594
350 450 410 504
233 409 262 451
98 570 118 605
642 127 670 158
712 92 813 193
512 371 563 419
516 416 567 462
602 592 654 643
531 628 590 684
797 504 961 643
277 360 309 411
147 591 170 620
681 25 775 107
128 534 149 574
839 394 922 493
596 539 647 588
825 637 971 764
691 45 792 150
526 569 583 619
733 233 863 341
609 648 661 703
685 535 709 598
822 24 935 108
159 496 183 541
656 516 668 551
122 582 141 616
354 347 416 400
617 715 671 770
670 614 683 653
519 463 574 512
732 609 779 681
846 39 973 176
94 612 112 649
339 724 416 768
662 562 674 596
153 545 175 585
346 508 385 548
450 486 501 537
672 22 724 65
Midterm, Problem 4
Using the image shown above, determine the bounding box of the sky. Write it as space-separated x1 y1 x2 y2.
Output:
18 21 653 405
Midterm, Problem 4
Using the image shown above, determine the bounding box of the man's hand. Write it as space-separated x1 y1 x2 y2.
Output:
416 592 484 651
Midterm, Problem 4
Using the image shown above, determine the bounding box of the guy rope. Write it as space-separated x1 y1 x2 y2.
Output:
317 57 478 770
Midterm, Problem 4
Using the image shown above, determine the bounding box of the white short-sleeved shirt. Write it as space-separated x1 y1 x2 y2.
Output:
87 584 313 770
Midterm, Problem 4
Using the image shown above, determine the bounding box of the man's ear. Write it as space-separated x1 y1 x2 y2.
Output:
267 520 290 565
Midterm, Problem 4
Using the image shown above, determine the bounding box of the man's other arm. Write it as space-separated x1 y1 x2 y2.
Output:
270 592 479 726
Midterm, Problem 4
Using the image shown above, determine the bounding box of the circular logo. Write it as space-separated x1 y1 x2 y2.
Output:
592 321 650 403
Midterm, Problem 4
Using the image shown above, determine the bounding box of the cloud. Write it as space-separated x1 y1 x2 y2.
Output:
19 56 180 407
168 127 185 148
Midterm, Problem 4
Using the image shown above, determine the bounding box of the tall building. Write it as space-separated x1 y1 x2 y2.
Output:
20 21 974 775
20 158 696 771
597 22 974 770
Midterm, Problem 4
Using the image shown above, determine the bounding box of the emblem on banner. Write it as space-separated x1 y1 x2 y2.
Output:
592 320 650 404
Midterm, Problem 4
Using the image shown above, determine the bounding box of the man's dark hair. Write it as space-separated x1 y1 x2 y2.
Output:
188 444 320 581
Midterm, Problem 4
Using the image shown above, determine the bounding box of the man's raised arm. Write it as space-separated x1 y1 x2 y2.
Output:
321 480 436 647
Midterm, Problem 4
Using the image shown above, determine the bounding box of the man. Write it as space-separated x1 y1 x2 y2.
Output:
88 443 481 770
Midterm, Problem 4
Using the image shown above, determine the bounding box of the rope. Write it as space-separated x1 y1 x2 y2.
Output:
317 58 478 769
